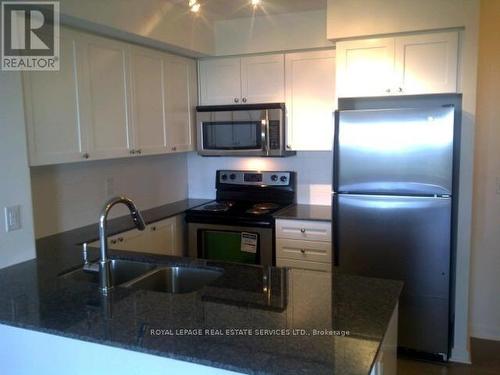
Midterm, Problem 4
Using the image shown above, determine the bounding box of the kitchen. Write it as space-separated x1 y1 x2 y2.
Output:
0 0 499 374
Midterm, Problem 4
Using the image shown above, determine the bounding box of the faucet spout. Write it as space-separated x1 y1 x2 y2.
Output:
98 196 145 294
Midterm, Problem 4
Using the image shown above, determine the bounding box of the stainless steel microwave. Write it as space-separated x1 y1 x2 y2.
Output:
196 103 295 157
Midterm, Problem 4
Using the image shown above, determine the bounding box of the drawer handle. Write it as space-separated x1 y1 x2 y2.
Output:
300 228 306 233
300 249 306 254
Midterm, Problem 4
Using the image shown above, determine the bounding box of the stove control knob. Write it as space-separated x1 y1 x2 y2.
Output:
230 173 236 180
280 175 288 183
221 174 228 181
271 174 278 182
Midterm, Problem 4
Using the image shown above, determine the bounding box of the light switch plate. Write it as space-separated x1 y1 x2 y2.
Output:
4 205 21 232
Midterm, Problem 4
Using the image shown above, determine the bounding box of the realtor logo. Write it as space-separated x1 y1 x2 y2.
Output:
1 1 60 71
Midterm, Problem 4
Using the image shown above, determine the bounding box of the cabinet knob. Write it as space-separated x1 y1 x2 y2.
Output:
136 149 142 154
398 87 403 93
385 88 391 94
300 228 306 233
300 249 306 254
172 146 177 151
286 145 292 149
82 153 89 159
151 226 157 231
119 237 124 242
110 239 117 244
234 98 239 103
242 97 247 103
130 150 136 155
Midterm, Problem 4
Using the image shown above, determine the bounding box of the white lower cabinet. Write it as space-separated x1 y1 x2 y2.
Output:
89 215 185 256
276 219 332 272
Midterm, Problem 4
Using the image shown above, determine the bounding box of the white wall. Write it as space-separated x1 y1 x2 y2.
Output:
0 72 37 269
470 0 500 342
215 10 333 56
0 324 239 375
30 154 189 238
187 152 332 206
57 0 216 56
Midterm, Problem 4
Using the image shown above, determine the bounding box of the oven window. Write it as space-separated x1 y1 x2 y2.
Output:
202 230 259 264
202 121 262 150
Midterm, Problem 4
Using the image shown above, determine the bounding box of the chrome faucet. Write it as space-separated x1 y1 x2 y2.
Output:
98 196 146 294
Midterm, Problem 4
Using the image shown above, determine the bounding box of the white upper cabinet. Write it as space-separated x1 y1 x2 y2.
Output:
285 50 336 151
164 54 197 152
336 38 394 97
198 57 241 105
336 31 459 97
24 27 197 166
78 35 132 160
394 32 459 95
198 54 284 105
129 46 168 156
240 54 285 104
23 30 86 166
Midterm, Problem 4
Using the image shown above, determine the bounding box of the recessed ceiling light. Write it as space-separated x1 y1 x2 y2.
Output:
251 0 261 6
189 0 200 13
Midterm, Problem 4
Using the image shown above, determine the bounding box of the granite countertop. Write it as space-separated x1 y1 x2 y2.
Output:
0 198 401 375
274 204 332 221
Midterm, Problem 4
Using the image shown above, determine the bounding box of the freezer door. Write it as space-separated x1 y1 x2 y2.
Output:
334 194 451 355
336 107 454 195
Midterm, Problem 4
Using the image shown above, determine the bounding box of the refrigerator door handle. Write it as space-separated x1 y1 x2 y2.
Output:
332 192 340 266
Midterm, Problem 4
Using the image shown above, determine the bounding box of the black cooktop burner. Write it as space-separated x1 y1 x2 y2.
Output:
200 201 235 212
185 170 296 227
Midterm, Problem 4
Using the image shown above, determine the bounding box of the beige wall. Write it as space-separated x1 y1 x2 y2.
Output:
0 72 36 269
57 0 216 56
470 0 500 341
31 153 189 238
327 0 475 40
215 10 333 56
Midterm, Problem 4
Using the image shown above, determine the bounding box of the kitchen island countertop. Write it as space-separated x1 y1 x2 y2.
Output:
0 198 401 375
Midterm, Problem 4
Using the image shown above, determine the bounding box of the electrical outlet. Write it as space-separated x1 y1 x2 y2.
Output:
4 205 21 232
105 177 115 197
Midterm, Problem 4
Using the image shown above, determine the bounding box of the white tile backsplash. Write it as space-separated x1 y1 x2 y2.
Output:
187 151 333 205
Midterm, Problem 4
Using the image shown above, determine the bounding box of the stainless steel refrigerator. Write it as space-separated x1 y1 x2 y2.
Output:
333 94 461 360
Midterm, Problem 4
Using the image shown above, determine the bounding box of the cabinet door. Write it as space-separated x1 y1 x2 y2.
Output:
198 57 241 105
129 46 167 155
394 32 458 95
149 216 184 256
240 54 284 104
336 38 395 97
79 35 132 160
164 55 196 152
23 30 86 166
285 50 336 151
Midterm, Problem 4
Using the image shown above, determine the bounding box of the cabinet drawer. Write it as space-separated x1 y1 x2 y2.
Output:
276 219 331 242
276 258 331 272
276 239 332 263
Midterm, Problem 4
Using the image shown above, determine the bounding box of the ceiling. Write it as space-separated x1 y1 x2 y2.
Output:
173 0 327 20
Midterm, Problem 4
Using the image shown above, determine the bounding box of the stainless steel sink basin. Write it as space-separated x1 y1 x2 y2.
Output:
123 266 224 294
59 259 157 286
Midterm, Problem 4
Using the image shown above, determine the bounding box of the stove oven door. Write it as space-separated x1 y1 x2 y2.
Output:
188 223 273 266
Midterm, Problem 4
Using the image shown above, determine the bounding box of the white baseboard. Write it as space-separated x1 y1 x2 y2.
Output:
450 346 471 364
471 324 500 342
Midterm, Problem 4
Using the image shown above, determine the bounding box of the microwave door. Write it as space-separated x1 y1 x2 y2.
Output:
198 110 267 156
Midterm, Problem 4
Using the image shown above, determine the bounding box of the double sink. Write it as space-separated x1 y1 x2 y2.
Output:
60 259 224 294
